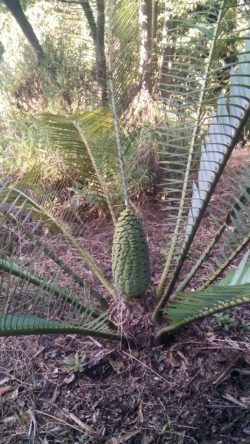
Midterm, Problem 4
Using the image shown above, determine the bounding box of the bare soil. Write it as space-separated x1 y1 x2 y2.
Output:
0 149 250 444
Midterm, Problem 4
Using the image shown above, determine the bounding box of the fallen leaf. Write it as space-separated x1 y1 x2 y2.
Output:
63 373 75 384
9 387 19 400
137 403 144 424
165 353 179 367
175 390 185 398
0 377 11 386
27 408 37 443
0 386 14 396
177 351 189 366
105 429 142 443
141 436 155 444
243 352 250 365
206 332 217 342
69 412 94 434
108 358 124 373
0 415 17 426
105 439 118 444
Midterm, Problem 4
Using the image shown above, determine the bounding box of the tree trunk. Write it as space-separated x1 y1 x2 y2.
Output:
80 0 108 107
139 0 158 92
1 0 45 62
159 15 175 100
79 0 97 43
96 0 108 106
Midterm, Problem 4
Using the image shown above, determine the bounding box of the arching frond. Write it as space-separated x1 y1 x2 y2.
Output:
0 239 118 339
0 200 118 339
0 182 55 228
217 250 250 286
156 250 250 341
40 110 118 223
0 313 118 339
156 285 250 341
107 0 140 113
153 3 250 319
0 257 96 316
0 183 116 299
176 165 250 291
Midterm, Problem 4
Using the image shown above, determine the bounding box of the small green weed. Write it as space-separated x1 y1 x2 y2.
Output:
214 313 238 330
239 319 250 332
161 421 172 433
64 352 87 372
214 313 250 331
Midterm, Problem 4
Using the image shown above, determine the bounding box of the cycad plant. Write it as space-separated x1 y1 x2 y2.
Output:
1 0 250 344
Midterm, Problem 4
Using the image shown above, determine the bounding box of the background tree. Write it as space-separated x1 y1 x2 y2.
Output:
139 0 159 92
0 0 45 62
58 0 108 106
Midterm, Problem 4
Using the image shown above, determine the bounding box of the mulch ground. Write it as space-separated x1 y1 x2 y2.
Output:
0 320 249 444
0 149 250 444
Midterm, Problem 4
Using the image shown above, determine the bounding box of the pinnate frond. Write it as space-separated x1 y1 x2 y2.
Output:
154 8 250 318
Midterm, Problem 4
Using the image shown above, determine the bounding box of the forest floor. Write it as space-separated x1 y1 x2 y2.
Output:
0 149 250 444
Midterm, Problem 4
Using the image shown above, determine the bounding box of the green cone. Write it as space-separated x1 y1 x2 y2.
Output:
112 208 151 299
